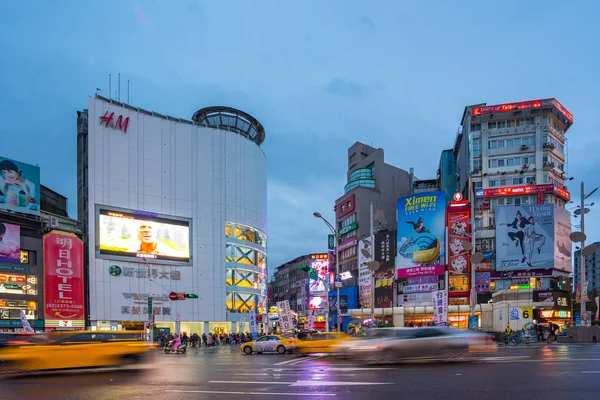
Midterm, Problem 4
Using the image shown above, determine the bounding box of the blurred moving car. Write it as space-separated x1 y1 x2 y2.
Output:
0 331 151 375
295 332 352 354
334 327 495 363
241 334 296 355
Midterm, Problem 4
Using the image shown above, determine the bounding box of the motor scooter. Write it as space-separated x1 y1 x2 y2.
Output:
164 337 187 354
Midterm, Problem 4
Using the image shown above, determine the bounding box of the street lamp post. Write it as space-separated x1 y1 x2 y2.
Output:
313 212 341 333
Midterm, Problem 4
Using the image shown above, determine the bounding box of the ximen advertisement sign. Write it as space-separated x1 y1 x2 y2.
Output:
495 205 570 271
44 231 85 322
96 205 191 265
396 192 446 277
0 156 40 216
0 222 20 263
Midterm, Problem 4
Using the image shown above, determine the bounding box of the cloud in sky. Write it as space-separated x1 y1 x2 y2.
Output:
1 0 599 277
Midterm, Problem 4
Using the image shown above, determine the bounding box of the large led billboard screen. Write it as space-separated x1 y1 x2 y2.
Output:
496 204 571 272
0 156 40 216
0 222 20 263
96 205 191 265
396 191 446 276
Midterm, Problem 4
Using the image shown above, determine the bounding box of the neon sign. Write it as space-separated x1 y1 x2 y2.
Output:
483 184 570 201
471 98 573 123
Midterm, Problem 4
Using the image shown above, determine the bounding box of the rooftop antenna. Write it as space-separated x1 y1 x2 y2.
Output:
109 74 112 100
118 73 121 102
127 80 130 104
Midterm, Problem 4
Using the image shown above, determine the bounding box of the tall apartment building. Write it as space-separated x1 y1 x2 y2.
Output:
574 242 599 294
438 149 457 197
456 98 573 285
271 254 310 314
334 142 411 297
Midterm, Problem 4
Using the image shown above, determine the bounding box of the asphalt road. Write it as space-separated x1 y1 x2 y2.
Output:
4 343 600 400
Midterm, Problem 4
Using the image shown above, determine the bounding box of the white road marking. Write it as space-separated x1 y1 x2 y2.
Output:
581 371 600 374
273 356 322 366
209 381 291 385
209 380 393 387
234 373 357 377
165 390 336 397
290 380 394 387
480 356 531 361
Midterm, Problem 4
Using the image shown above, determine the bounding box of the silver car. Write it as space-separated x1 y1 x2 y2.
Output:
334 327 494 364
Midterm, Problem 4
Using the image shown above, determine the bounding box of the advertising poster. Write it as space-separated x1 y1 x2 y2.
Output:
447 207 471 274
553 206 572 272
328 294 349 314
44 231 85 322
432 290 448 326
495 205 555 271
308 254 329 295
374 230 395 308
0 222 20 263
475 272 490 292
397 191 446 275
0 156 41 217
358 238 372 309
97 206 191 265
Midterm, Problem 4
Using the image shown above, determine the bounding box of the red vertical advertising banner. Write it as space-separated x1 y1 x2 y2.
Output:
446 202 471 297
43 231 85 321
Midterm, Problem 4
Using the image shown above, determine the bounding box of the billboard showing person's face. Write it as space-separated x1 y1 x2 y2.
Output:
0 222 20 264
0 156 40 216
96 206 191 265
396 191 446 273
495 204 555 271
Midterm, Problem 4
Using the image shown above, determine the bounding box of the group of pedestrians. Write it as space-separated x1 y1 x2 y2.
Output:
155 331 255 348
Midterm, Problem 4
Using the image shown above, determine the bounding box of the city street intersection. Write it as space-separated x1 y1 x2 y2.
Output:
4 344 600 400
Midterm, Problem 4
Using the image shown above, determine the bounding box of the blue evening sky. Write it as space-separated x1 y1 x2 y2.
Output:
1 1 599 275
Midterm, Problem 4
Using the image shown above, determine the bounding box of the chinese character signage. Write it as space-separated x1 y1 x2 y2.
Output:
358 238 372 309
249 308 258 340
277 300 294 332
432 290 448 326
396 192 446 276
374 230 395 308
43 231 85 322
475 272 490 292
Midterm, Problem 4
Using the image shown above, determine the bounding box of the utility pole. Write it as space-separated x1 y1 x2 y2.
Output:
580 181 587 326
370 202 375 322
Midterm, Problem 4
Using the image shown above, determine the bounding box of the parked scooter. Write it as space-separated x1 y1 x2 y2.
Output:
164 336 187 354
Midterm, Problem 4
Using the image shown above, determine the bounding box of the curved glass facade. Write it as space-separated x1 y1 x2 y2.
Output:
344 167 376 193
225 222 267 319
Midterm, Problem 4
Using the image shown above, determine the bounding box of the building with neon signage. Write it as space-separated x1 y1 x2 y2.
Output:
77 96 267 334
455 98 574 322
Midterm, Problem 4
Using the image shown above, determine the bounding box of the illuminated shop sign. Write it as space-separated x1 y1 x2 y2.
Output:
540 310 571 319
471 98 573 123
483 184 570 201
0 275 37 295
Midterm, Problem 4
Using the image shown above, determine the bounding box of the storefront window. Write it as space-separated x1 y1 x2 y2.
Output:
449 275 469 292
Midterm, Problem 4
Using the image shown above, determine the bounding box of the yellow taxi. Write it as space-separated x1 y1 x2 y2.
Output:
295 332 352 354
0 331 152 374
241 334 297 355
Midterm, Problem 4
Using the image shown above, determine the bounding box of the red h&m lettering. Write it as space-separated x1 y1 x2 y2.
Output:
99 111 129 133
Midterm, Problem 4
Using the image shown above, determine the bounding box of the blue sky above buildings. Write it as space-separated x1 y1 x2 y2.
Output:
1 0 599 274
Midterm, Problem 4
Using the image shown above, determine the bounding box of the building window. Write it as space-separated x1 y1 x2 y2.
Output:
513 178 523 185
526 176 536 184
340 214 356 229
470 123 481 131
489 180 497 187
473 181 482 189
449 275 469 292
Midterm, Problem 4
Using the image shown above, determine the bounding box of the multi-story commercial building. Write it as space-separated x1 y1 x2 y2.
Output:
77 96 267 335
334 142 411 316
271 254 310 314
456 98 574 313
438 149 457 197
0 154 80 332
574 242 599 294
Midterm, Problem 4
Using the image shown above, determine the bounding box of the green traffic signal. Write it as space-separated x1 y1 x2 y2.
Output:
185 293 199 298
299 264 312 272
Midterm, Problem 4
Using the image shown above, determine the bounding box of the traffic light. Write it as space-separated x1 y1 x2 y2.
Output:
184 293 199 299
300 264 318 280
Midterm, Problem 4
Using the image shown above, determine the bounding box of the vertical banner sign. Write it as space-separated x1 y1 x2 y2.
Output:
307 310 315 331
249 308 258 340
277 300 294 332
596 297 599 321
433 290 448 326
374 230 396 308
358 238 372 308
328 234 335 250
44 231 85 322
